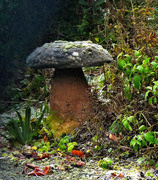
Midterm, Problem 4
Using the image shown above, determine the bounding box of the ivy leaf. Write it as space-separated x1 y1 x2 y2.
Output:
127 116 134 123
117 60 126 70
124 54 131 62
134 51 141 57
133 74 141 90
151 62 158 68
144 132 155 144
122 119 132 131
137 65 144 73
143 58 150 65
139 125 146 131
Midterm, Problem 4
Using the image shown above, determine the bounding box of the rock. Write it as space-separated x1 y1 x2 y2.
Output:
26 40 113 68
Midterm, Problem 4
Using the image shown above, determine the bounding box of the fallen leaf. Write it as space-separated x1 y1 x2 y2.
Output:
25 163 50 176
66 155 75 161
111 172 124 178
71 150 84 158
109 134 117 141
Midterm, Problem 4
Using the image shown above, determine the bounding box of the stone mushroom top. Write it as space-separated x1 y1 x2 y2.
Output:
26 40 113 68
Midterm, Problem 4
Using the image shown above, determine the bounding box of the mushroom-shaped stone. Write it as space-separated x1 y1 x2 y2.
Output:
26 40 113 135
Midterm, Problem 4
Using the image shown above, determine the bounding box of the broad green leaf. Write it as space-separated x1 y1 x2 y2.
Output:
130 138 136 146
127 116 134 123
153 81 158 85
137 65 144 73
139 125 146 131
151 62 158 68
134 50 141 57
144 67 150 74
124 54 131 62
154 56 158 61
148 97 153 105
133 74 141 90
125 68 131 77
143 58 150 64
144 132 155 144
136 140 142 147
142 139 147 146
117 60 126 70
123 119 132 131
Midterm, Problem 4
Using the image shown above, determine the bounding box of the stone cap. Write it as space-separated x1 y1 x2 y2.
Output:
26 40 113 69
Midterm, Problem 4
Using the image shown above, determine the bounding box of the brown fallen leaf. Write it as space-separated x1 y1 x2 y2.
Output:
25 163 50 176
111 172 125 178
109 134 118 141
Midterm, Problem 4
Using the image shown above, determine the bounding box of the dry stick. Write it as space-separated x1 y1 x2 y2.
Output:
140 112 152 127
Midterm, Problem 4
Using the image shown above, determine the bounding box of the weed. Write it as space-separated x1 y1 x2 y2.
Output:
5 106 46 145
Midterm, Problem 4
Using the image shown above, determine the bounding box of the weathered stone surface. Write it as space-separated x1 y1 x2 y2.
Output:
26 40 113 68
50 68 94 135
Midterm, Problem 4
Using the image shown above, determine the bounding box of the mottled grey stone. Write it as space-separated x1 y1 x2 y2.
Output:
26 40 113 69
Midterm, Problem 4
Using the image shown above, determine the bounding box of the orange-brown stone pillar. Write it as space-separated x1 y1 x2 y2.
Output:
50 68 94 135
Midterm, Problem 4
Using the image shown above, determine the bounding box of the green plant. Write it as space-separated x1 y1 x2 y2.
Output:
5 106 46 145
58 136 77 152
137 156 156 169
109 115 123 134
145 81 158 105
34 139 53 153
117 51 158 102
130 131 158 152
78 0 106 41
67 142 78 152
99 157 112 169
11 68 50 101
5 106 32 145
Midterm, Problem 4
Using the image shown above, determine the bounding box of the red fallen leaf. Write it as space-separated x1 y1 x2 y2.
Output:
42 166 50 175
111 172 124 178
76 161 86 166
25 163 40 170
32 152 50 160
40 153 50 159
25 163 50 176
71 150 84 158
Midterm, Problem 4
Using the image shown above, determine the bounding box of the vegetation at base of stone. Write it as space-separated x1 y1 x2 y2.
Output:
33 135 77 154
3 106 46 145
